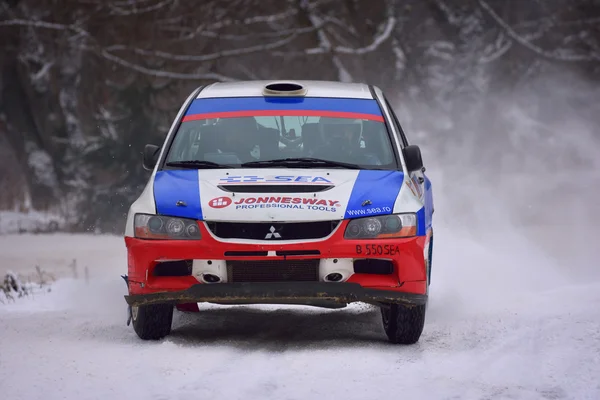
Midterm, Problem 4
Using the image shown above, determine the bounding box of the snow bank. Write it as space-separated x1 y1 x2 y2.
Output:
0 209 64 235
0 233 122 282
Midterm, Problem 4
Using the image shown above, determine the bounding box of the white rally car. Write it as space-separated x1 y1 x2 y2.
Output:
123 80 434 344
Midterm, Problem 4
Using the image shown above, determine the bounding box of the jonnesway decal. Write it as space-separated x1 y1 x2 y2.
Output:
208 196 340 212
220 175 332 184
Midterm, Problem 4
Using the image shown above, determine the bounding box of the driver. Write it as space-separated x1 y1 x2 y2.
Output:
215 117 258 163
312 117 381 165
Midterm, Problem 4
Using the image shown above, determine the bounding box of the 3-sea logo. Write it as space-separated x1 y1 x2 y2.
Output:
208 196 232 208
220 175 332 184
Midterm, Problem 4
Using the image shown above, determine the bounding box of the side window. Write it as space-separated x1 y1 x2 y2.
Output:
383 98 409 147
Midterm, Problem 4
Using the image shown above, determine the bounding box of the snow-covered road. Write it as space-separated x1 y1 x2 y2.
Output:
1 224 599 400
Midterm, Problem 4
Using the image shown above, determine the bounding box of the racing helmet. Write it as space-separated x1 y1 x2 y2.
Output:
318 117 362 147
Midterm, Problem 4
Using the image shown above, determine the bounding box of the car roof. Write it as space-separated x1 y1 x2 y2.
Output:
196 80 375 100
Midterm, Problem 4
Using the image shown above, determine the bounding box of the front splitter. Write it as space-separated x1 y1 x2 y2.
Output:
125 282 427 307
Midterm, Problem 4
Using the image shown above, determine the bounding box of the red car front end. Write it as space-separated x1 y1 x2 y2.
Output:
125 218 429 308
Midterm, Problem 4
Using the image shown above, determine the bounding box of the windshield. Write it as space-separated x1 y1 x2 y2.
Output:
164 97 397 169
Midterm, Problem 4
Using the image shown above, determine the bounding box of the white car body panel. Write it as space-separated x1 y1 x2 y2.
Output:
197 80 373 99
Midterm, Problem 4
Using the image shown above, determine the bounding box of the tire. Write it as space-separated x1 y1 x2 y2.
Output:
131 303 174 340
380 303 427 344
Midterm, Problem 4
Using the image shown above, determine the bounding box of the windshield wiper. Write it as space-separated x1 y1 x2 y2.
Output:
241 157 361 169
165 160 235 169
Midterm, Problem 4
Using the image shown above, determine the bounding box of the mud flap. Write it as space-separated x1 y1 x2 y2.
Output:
176 303 201 312
428 234 434 285
121 275 132 326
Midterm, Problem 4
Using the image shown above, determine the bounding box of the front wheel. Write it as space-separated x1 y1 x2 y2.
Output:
381 303 426 344
131 303 174 340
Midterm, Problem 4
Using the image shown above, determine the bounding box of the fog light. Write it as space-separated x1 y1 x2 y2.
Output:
202 273 221 283
325 273 343 282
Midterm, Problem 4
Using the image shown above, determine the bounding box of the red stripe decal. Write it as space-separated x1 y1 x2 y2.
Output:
182 110 384 122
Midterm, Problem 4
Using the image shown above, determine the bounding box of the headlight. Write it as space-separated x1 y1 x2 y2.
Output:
344 213 417 239
134 214 201 240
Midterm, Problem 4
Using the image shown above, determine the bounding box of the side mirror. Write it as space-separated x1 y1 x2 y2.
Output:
402 144 424 172
142 144 161 171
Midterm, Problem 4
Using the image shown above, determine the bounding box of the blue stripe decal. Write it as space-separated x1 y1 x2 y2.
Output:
185 97 383 116
423 174 433 230
416 207 426 236
344 170 404 219
153 170 203 220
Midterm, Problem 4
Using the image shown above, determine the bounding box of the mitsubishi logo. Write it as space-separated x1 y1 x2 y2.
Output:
264 226 282 239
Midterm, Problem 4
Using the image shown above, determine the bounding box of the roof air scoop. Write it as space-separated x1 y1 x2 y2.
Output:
263 81 307 97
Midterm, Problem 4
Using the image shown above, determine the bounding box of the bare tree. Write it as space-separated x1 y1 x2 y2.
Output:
0 0 598 231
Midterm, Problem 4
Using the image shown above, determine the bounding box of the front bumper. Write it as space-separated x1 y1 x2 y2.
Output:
125 282 427 307
125 219 430 303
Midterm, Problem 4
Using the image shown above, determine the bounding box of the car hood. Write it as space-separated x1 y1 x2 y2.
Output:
153 168 404 222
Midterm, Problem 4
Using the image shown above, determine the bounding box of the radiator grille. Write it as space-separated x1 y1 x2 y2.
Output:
207 220 339 240
227 259 319 283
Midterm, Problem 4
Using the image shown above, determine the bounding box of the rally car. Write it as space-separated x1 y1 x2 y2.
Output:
123 80 434 344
